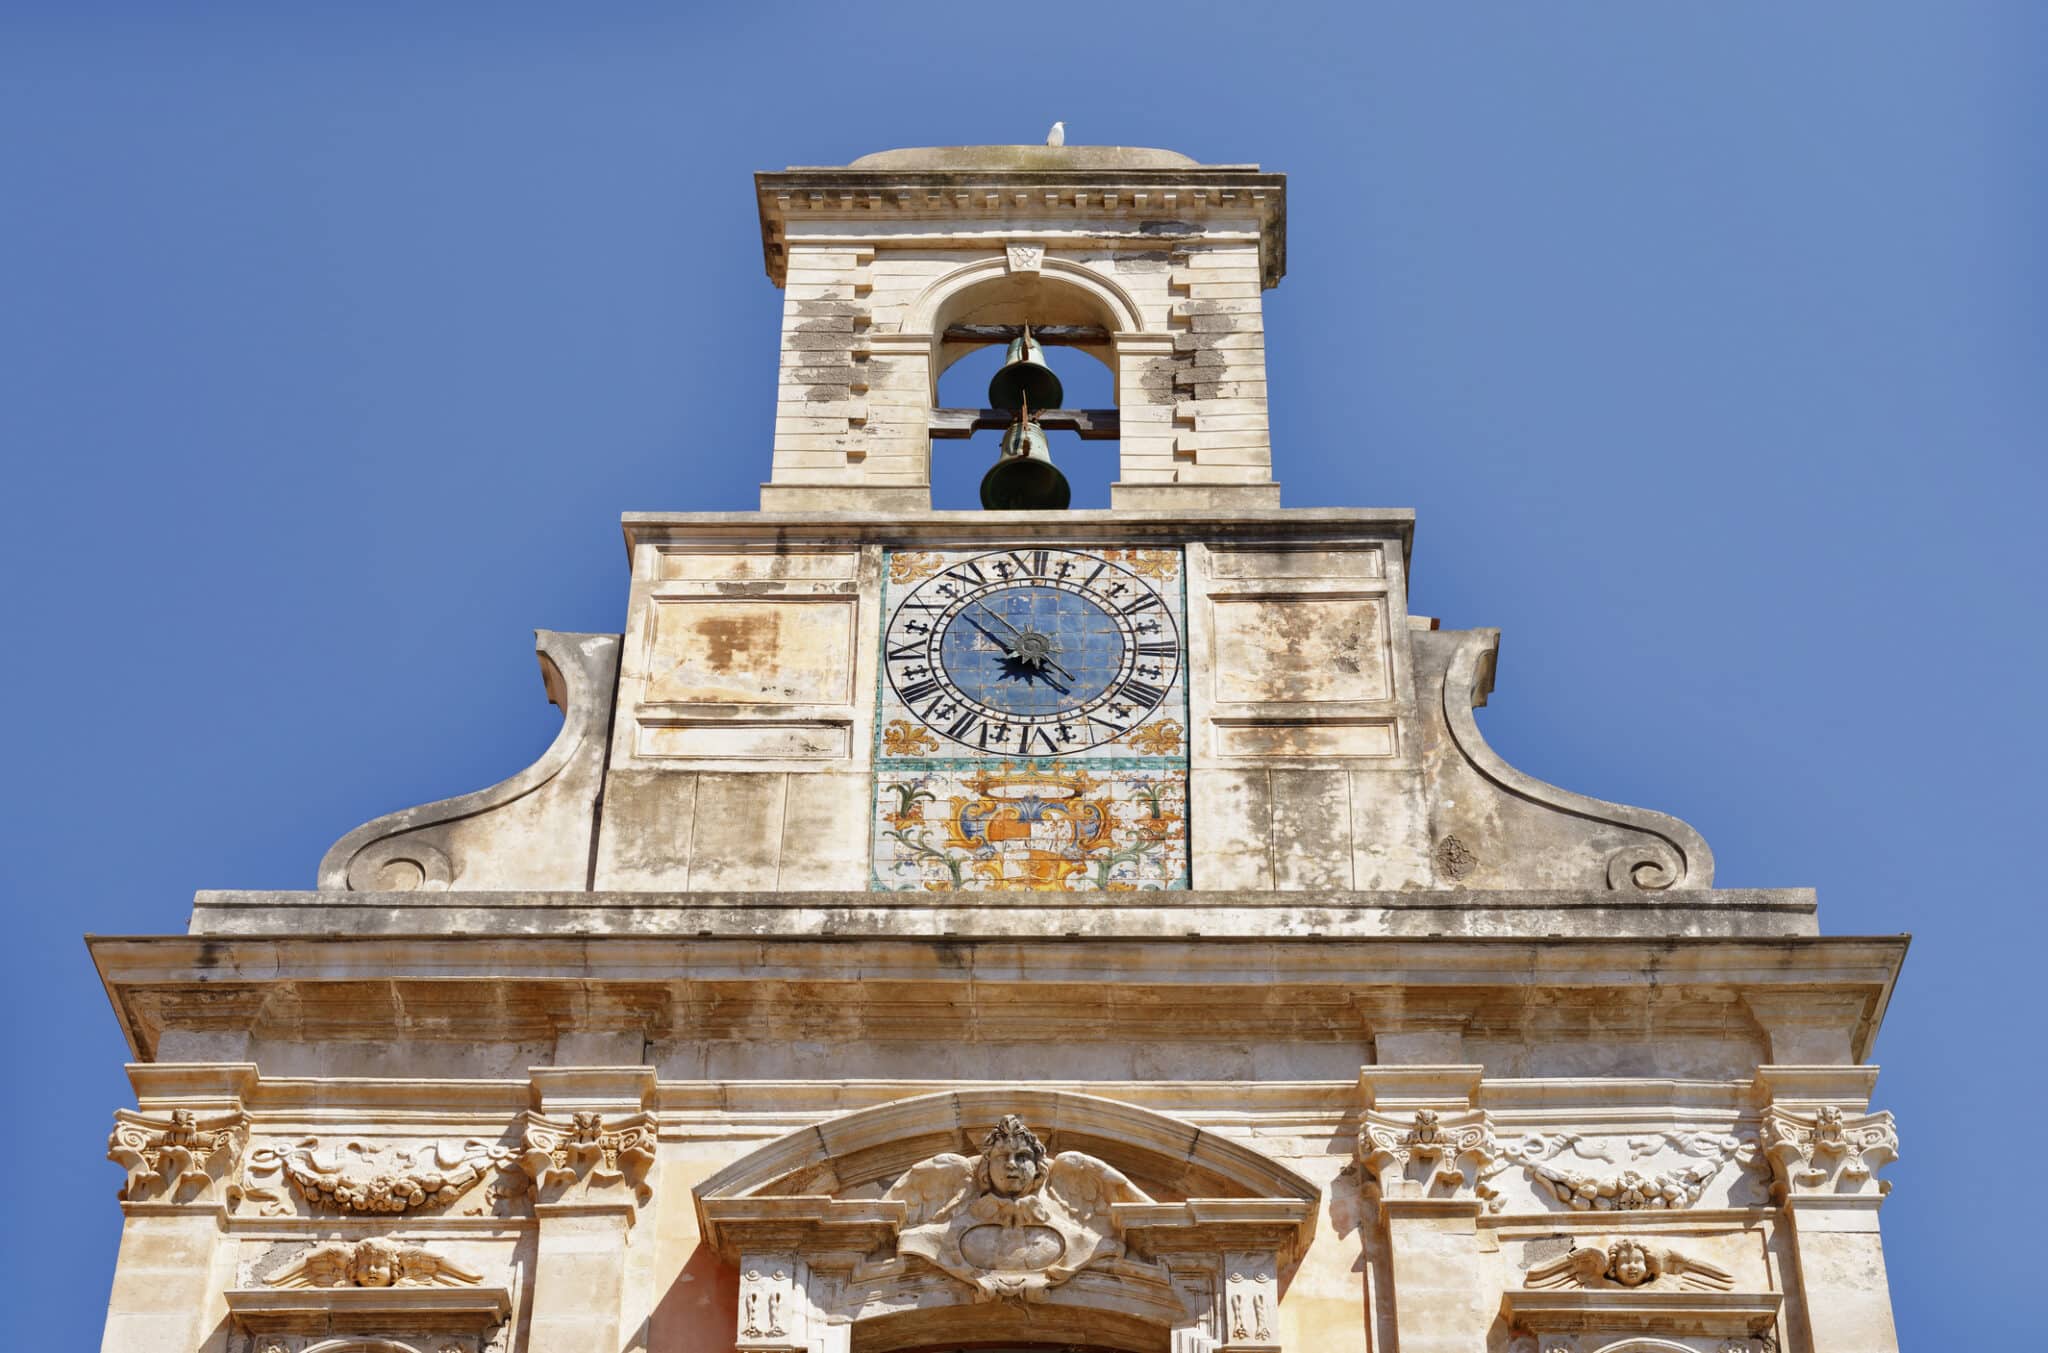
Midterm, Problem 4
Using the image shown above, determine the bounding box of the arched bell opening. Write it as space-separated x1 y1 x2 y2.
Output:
932 338 1114 510
918 266 1134 512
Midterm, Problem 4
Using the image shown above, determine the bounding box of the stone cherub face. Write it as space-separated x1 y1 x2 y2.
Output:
353 1238 402 1287
1607 1240 1650 1287
978 1115 1049 1197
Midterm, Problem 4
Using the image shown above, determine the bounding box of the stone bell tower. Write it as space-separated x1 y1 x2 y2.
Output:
755 144 1282 513
92 145 1907 1353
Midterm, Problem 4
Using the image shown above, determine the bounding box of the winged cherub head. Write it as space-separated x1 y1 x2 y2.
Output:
1605 1239 1651 1288
978 1115 1049 1198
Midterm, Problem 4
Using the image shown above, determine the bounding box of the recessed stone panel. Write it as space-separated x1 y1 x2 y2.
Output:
1207 546 1383 580
655 548 861 581
635 719 852 761
644 597 855 705
1214 719 1395 758
1211 594 1389 703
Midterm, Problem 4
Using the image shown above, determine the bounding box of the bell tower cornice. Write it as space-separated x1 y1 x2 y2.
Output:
755 151 1287 288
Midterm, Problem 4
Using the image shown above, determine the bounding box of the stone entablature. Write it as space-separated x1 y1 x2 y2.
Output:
96 1063 1900 1353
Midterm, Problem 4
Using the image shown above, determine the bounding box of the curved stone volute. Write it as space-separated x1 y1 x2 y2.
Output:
316 629 620 892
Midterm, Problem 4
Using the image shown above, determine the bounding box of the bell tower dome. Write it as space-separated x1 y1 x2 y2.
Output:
754 144 1286 512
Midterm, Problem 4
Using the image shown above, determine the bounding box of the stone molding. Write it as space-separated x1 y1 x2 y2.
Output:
224 1284 512 1338
94 934 1903 1063
902 253 1146 335
1500 1289 1783 1341
754 162 1287 287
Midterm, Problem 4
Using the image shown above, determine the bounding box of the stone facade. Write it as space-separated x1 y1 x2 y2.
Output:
93 146 1904 1353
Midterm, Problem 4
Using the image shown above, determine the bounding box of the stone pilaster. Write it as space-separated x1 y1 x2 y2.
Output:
100 1063 255 1353
1756 1064 1901 1353
519 1066 659 1353
1357 1066 1499 1353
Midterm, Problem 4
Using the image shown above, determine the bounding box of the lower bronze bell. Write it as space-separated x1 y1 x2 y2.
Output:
980 401 1071 511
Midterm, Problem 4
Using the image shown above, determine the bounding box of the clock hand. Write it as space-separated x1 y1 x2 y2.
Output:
968 599 1077 681
960 610 1023 659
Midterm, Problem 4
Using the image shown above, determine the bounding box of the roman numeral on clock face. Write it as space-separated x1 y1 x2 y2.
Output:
896 676 942 705
1118 678 1168 707
887 641 923 661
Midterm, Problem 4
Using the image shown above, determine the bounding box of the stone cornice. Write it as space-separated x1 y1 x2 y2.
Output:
754 166 1287 286
91 933 1907 1062
187 888 1821 942
616 507 1417 564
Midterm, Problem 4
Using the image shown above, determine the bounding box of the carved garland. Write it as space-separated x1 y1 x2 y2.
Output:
241 1137 524 1216
1502 1130 1757 1213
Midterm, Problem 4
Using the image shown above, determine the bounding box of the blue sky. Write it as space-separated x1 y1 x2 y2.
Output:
3 2 2039 1344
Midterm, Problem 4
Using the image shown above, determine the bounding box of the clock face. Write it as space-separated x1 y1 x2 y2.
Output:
882 548 1183 756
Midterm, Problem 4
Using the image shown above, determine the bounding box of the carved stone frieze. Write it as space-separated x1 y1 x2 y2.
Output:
1502 1130 1756 1212
107 1108 247 1206
1358 1107 1502 1209
518 1109 656 1213
872 1114 1153 1302
262 1238 483 1289
1524 1238 1735 1292
241 1137 524 1217
1761 1103 1899 1199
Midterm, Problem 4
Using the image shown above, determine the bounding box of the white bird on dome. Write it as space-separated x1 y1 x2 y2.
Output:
1046 121 1065 147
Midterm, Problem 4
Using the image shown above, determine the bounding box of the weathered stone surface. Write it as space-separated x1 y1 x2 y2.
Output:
91 142 1905 1353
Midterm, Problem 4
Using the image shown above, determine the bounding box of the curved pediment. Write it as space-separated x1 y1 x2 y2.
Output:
695 1091 1317 1351
695 1088 1320 1210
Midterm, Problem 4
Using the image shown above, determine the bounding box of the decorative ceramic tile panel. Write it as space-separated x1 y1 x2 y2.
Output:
872 547 1190 891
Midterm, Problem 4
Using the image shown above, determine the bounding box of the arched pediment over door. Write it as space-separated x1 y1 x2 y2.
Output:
694 1089 1320 1353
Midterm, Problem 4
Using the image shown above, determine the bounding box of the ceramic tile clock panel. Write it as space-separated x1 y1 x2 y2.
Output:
872 547 1190 892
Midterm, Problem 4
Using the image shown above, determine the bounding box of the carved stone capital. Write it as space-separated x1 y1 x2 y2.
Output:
1761 1102 1899 1200
107 1107 247 1207
1358 1106 1501 1209
518 1109 656 1219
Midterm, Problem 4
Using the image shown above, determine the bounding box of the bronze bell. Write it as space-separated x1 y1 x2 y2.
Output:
979 393 1072 510
986 326 1064 412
